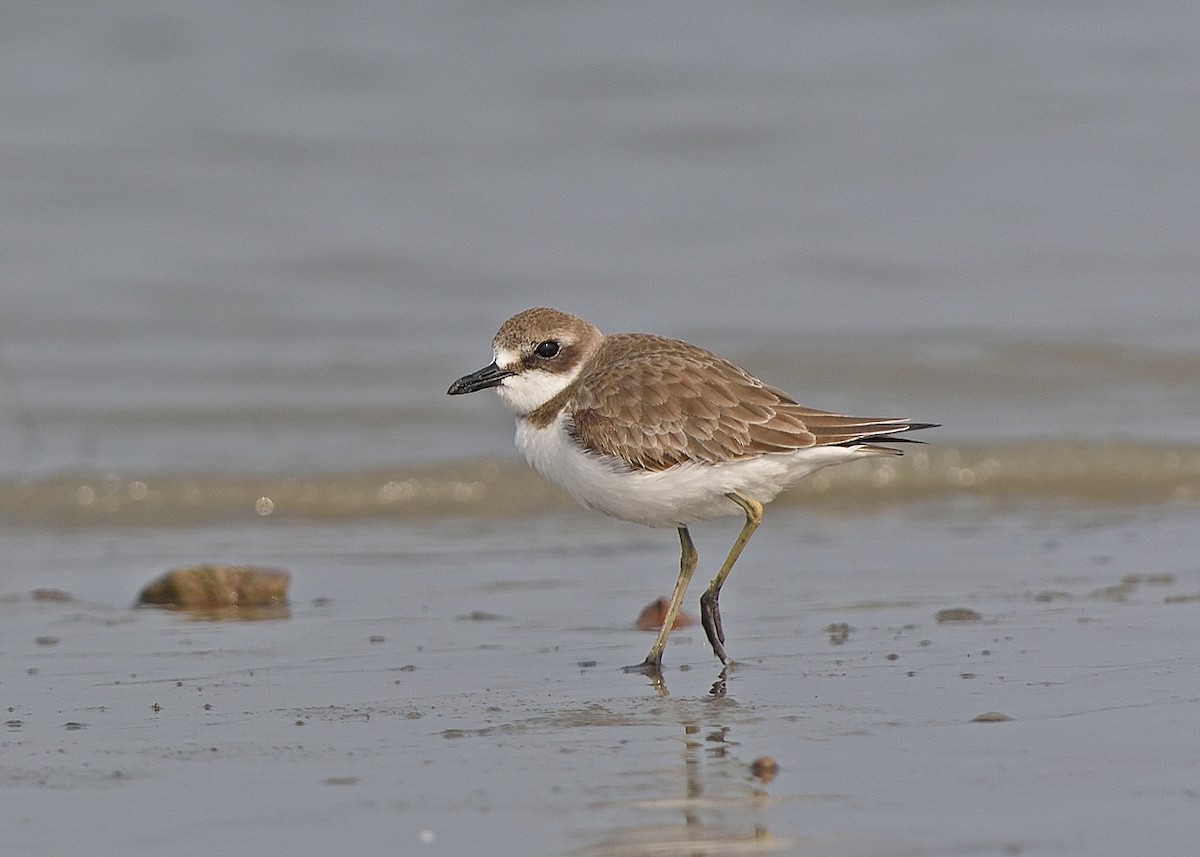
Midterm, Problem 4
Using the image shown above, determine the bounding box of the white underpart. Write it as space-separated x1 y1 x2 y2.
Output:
516 411 880 528
492 347 583 416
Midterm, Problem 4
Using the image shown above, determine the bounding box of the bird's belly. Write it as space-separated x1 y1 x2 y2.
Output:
514 416 865 528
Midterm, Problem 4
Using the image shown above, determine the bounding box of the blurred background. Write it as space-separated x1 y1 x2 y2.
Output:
0 1 1197 511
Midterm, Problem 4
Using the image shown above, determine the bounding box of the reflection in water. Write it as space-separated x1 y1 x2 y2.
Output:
564 672 793 856
638 662 726 700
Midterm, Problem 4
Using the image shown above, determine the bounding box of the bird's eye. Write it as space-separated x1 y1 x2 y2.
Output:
535 340 560 359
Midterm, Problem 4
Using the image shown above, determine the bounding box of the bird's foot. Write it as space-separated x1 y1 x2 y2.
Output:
699 589 729 664
622 655 664 677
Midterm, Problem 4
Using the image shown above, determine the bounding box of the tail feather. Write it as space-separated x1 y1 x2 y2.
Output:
830 421 938 452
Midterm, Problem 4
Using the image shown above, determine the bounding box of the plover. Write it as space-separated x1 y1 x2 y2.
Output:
448 307 933 674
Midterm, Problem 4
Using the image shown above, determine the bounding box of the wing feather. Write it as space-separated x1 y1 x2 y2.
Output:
564 334 925 472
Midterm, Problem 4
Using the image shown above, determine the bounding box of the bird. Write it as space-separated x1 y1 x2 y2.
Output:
447 307 934 675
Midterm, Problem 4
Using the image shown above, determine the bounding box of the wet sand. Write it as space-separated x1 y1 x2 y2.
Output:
2 503 1199 856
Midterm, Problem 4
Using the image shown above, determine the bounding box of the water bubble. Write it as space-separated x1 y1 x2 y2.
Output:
871 463 896 486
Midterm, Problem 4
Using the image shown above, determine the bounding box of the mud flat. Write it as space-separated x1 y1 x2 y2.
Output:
2 504 1198 856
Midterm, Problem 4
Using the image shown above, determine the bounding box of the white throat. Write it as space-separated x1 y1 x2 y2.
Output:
492 347 583 416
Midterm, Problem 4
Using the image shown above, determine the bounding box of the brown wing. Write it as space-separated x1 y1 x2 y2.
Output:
567 334 919 471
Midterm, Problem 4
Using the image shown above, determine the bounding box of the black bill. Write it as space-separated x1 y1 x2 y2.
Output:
447 362 513 395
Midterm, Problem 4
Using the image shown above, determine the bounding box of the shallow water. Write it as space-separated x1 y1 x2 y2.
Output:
2 2 1199 478
2 2 1199 855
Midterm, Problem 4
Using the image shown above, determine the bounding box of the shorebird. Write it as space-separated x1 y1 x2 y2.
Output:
448 307 933 674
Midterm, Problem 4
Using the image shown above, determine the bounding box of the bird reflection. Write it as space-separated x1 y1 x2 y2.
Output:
562 667 789 856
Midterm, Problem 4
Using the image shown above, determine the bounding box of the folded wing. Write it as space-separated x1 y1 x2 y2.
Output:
568 334 930 472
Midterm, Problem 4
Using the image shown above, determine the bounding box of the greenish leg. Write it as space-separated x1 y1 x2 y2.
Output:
699 492 763 664
625 526 698 676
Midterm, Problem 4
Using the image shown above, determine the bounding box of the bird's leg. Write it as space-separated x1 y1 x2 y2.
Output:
625 527 698 676
699 492 763 664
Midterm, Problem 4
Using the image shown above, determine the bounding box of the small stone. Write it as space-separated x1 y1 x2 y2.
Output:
972 711 1012 722
137 565 290 617
825 622 853 644
749 756 780 783
936 608 983 623
635 597 697 631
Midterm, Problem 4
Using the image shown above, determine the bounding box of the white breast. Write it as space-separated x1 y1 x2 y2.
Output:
514 411 871 528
